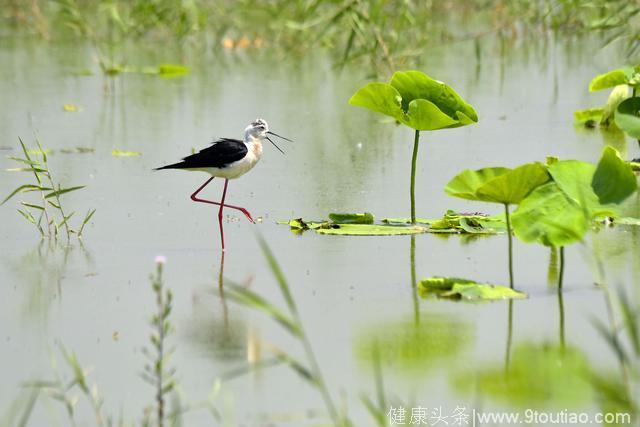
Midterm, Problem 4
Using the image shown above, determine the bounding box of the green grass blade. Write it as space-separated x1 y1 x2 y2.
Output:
257 235 297 315
45 186 86 199
226 284 302 338
78 209 96 236
20 202 44 211
2 184 47 205
17 209 37 225
6 167 49 173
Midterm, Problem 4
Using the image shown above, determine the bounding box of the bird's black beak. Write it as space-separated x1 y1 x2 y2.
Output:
267 131 293 142
266 136 285 155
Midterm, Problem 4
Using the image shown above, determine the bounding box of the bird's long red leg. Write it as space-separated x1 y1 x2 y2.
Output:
190 178 255 223
218 179 229 251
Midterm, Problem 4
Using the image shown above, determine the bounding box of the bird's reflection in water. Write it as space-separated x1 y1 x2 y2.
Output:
185 251 263 368
185 252 245 362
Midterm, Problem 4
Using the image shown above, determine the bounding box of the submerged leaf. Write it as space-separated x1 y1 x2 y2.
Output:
418 277 526 301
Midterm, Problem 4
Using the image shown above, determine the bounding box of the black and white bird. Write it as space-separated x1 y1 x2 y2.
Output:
155 118 292 250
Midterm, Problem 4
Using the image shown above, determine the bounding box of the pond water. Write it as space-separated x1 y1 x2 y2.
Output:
1 34 638 426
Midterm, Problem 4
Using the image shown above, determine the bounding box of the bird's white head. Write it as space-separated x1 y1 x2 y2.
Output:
245 118 269 140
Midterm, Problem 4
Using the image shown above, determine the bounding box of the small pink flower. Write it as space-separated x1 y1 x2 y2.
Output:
154 255 167 264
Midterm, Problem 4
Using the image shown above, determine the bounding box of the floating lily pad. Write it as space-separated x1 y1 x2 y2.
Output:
574 108 604 126
615 217 640 225
316 224 426 236
277 218 331 231
418 277 527 301
63 104 81 112
111 149 142 157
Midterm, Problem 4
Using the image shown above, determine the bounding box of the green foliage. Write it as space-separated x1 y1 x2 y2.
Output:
445 163 549 205
349 70 478 131
615 97 640 139
511 182 589 247
592 146 638 204
279 210 506 236
576 64 640 130
589 68 634 92
512 147 637 247
419 277 527 301
3 138 95 240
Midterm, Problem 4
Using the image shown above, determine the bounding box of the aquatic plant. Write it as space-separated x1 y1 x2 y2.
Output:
141 256 178 427
350 70 478 223
575 65 640 144
511 147 637 288
2 138 96 240
445 162 549 287
419 277 526 301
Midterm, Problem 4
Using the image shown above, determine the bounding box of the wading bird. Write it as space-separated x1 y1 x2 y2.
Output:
155 119 291 250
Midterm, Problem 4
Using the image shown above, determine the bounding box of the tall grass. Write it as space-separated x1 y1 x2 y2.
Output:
226 236 350 426
2 138 95 241
4 1 637 73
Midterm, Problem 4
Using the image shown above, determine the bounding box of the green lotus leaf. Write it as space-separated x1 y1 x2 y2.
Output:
349 70 477 131
573 107 603 125
615 96 640 139
444 167 511 201
589 68 632 91
316 224 426 236
419 277 526 301
512 182 589 247
445 163 549 205
601 85 630 127
348 82 404 121
389 71 478 122
401 98 459 131
476 162 550 205
547 160 600 209
591 146 638 205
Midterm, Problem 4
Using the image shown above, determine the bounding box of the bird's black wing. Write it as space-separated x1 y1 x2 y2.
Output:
155 138 248 170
